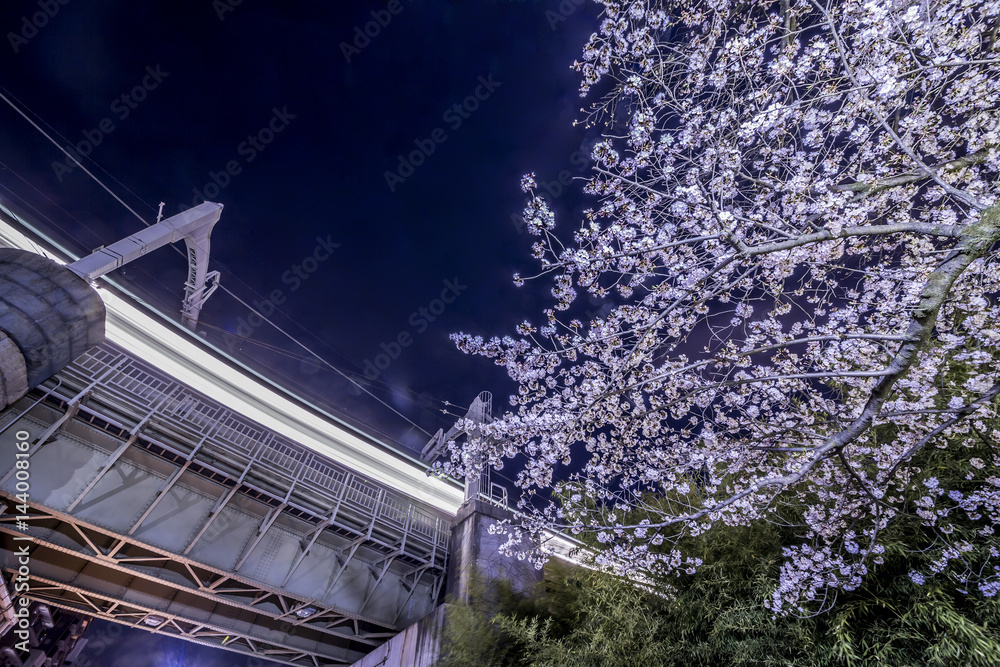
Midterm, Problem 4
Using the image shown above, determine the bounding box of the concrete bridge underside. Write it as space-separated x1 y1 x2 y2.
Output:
0 342 453 666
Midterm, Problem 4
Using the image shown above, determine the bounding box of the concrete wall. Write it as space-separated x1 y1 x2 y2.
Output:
0 249 104 407
0 334 27 412
446 499 543 606
350 604 447 667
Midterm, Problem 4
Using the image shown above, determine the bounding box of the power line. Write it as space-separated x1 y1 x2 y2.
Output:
0 85 374 380
195 320 455 411
215 338 421 449
0 85 150 226
0 177 187 317
0 84 464 447
216 283 433 437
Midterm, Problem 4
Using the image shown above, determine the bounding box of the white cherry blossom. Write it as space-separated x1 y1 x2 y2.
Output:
448 0 1000 612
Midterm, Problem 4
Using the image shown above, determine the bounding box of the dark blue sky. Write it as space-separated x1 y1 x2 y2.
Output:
1 1 599 664
0 0 599 449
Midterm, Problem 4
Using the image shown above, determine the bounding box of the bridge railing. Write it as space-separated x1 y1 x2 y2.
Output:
63 342 453 560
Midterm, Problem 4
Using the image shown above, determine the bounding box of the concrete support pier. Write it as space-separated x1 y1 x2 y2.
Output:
349 605 447 667
0 249 105 410
447 499 544 605
349 499 546 667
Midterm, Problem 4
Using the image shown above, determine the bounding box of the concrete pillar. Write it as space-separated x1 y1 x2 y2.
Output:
349 501 544 666
0 249 105 409
446 499 543 605
349 605 446 667
0 333 28 411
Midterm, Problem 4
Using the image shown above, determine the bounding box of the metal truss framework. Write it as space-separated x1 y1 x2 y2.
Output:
0 501 420 665
1 568 350 666
0 341 454 664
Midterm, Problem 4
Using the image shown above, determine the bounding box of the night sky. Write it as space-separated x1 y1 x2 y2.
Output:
1 0 600 664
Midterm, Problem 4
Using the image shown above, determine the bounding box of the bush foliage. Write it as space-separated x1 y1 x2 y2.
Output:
439 412 1000 666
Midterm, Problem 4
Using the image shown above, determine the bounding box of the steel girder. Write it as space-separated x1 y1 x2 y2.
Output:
0 341 454 664
0 567 353 666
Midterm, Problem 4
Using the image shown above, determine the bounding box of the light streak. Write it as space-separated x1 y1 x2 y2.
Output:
0 212 464 514
0 208 593 568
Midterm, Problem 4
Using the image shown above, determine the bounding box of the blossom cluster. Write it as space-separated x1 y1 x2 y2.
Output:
448 0 1000 612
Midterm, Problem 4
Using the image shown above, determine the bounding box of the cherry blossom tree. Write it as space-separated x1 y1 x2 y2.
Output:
448 0 1000 612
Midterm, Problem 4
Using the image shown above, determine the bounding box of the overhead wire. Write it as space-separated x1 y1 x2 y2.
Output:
0 86 466 448
195 320 456 412
1 83 388 383
0 85 386 386
0 86 151 226
0 175 191 318
212 336 421 448
216 283 434 436
0 161 108 248
0 83 153 227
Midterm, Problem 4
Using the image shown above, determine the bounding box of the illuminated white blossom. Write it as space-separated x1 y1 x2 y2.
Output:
448 0 1000 613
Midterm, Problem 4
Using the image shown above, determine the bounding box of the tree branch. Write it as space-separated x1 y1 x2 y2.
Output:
644 205 1000 529
883 382 1000 484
